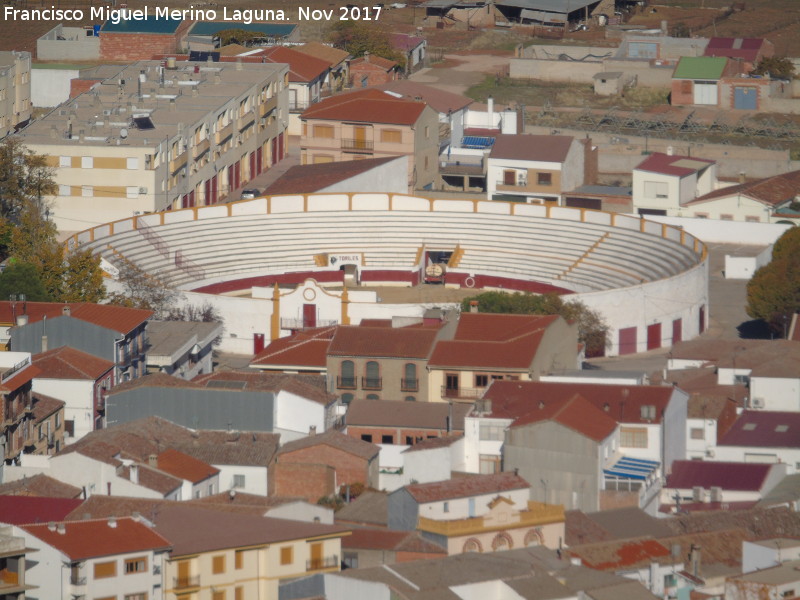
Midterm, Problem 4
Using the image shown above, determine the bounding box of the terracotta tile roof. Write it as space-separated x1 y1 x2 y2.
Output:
344 527 446 554
689 171 800 207
565 510 616 546
302 88 427 126
659 529 751 569
568 538 672 571
328 325 438 359
346 399 471 431
173 432 280 466
32 346 114 380
509 394 618 441
482 381 676 425
429 314 561 370
22 517 171 560
0 364 40 393
335 491 388 526
663 506 800 539
31 392 65 422
121 463 183 495
155 448 219 484
0 302 152 334
391 33 425 52
719 411 800 448
258 46 331 82
0 496 83 524
666 460 772 491
489 134 574 163
634 152 715 177
350 54 398 71
150 504 349 556
277 430 379 461
262 157 399 195
402 472 530 504
217 43 248 56
0 474 81 498
377 81 471 114
295 42 350 66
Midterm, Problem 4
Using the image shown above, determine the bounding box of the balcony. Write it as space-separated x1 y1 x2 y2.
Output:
70 575 86 586
237 112 255 132
280 317 338 331
289 99 316 113
173 575 200 590
341 138 374 152
193 138 210 160
306 555 339 572
442 386 485 399
440 157 485 176
401 378 419 392
260 95 278 116
1 568 19 586
215 122 234 145
361 377 382 391
169 150 188 175
337 376 356 390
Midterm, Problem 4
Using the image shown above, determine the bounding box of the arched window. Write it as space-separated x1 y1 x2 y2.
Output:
366 394 380 401
339 360 355 389
463 538 483 553
403 363 418 391
364 361 381 390
405 396 416 402
341 393 354 405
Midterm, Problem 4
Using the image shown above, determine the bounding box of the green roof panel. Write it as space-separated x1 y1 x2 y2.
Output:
673 56 727 80
101 16 183 34
188 22 297 37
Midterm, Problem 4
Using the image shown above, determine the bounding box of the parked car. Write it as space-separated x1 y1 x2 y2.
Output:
241 189 261 199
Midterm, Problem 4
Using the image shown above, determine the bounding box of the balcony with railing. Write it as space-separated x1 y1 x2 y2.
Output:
69 575 87 586
362 377 382 391
341 138 374 152
237 112 255 132
401 378 419 392
215 122 234 145
173 575 200 590
306 555 339 572
0 568 20 586
442 386 485 399
337 376 356 390
193 138 210 160
440 155 485 176
289 98 318 113
169 150 188 176
280 317 337 330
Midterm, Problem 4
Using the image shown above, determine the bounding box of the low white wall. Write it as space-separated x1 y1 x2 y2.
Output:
724 245 773 280
637 215 792 245
31 68 80 107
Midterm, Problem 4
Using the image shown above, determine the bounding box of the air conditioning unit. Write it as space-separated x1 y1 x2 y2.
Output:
751 397 765 409
138 187 148 194
692 486 705 502
710 486 723 502
705 448 715 458
517 173 527 186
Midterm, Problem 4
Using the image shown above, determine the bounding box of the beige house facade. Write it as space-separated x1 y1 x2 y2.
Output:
0 51 31 138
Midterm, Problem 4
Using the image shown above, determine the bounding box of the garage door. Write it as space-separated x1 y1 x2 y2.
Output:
734 86 757 110
693 81 718 105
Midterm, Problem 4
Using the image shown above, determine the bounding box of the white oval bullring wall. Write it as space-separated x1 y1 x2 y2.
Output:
70 194 709 356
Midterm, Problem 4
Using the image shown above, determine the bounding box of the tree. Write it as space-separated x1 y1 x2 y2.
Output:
0 261 51 301
746 227 800 336
327 21 405 68
107 256 180 318
163 300 225 347
752 56 796 80
460 291 609 357
60 248 106 303
0 137 57 225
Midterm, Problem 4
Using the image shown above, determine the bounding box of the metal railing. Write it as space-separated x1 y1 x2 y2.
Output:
362 377 382 390
401 378 419 392
337 376 356 389
341 138 374 151
441 386 484 399
306 555 339 571
173 575 200 589
69 575 86 585
280 317 337 330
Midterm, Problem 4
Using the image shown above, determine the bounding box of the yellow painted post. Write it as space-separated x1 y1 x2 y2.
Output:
270 283 281 340
341 287 350 325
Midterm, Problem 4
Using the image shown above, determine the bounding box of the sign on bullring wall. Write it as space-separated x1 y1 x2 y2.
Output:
328 254 363 267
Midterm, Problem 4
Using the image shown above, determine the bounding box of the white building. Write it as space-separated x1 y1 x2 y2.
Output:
743 539 800 573
632 152 716 216
145 320 222 380
710 411 800 473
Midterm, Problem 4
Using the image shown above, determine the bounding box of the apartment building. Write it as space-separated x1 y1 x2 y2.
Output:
0 51 31 138
18 59 288 230
300 88 439 191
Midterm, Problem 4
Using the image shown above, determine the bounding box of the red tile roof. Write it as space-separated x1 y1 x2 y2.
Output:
0 364 40 393
351 54 398 71
32 392 65 422
719 411 800 448
402 472 530 504
0 496 83 524
328 325 438 359
569 538 672 570
0 302 152 334
666 460 772 491
489 134 574 163
263 157 400 195
156 448 219 484
33 346 114 380
277 430 379 461
377 81 472 114
0 474 81 498
704 37 767 63
302 88 427 126
257 46 331 82
294 42 351 67
634 152 715 177
509 394 618 441
391 33 425 52
687 170 800 208
250 326 335 369
481 380 676 425
22 517 171 560
428 314 560 370
343 527 446 554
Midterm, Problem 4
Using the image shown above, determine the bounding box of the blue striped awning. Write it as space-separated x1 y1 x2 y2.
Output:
461 136 495 149
604 456 660 481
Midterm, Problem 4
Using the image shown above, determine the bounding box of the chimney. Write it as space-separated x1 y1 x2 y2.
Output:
15 314 28 326
364 51 370 63
469 300 479 313
236 59 243 71
690 545 702 577
41 335 48 352
148 454 158 468
57 523 66 535
62 305 71 317
309 425 317 436
130 464 139 484
739 171 746 183
47 521 56 532
169 98 176 112
108 517 117 528
487 95 494 127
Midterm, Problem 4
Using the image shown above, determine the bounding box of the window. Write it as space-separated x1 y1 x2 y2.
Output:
124 556 147 574
341 393 354 405
313 124 334 138
381 435 393 444
402 363 418 391
127 157 139 169
82 185 93 197
479 454 501 474
343 551 359 569
424 126 429 138
620 427 648 448
405 396 416 402
406 436 414 445
443 501 449 513
643 180 668 199
233 474 245 488
94 560 117 578
59 184 70 196
361 434 373 442
339 361 355 389
235 550 244 569
720 214 733 220
212 555 225 574
124 594 147 600
745 216 761 222
235 587 244 600
127 186 139 199
479 423 504 441
366 393 380 400
537 172 552 185
475 374 489 388
280 546 293 565
81 156 93 168
690 428 705 440
381 129 401 143
212 592 225 600
59 155 71 167
364 361 380 389
734 374 750 386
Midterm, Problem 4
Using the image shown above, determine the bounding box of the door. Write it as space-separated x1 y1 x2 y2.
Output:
278 132 284 161
354 126 367 150
302 304 317 329
188 189 195 208
693 81 718 105
211 174 218 204
249 152 256 181
181 194 188 209
734 86 757 110
253 333 265 354
672 318 682 345
177 561 190 587
234 161 241 190
271 137 278 165
227 165 235 197
310 542 323 570
618 326 637 355
256 146 263 174
204 179 211 206
445 373 459 397
646 323 661 351
503 170 516 185
699 305 705 334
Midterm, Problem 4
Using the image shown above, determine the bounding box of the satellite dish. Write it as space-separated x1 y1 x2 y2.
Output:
120 128 128 139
